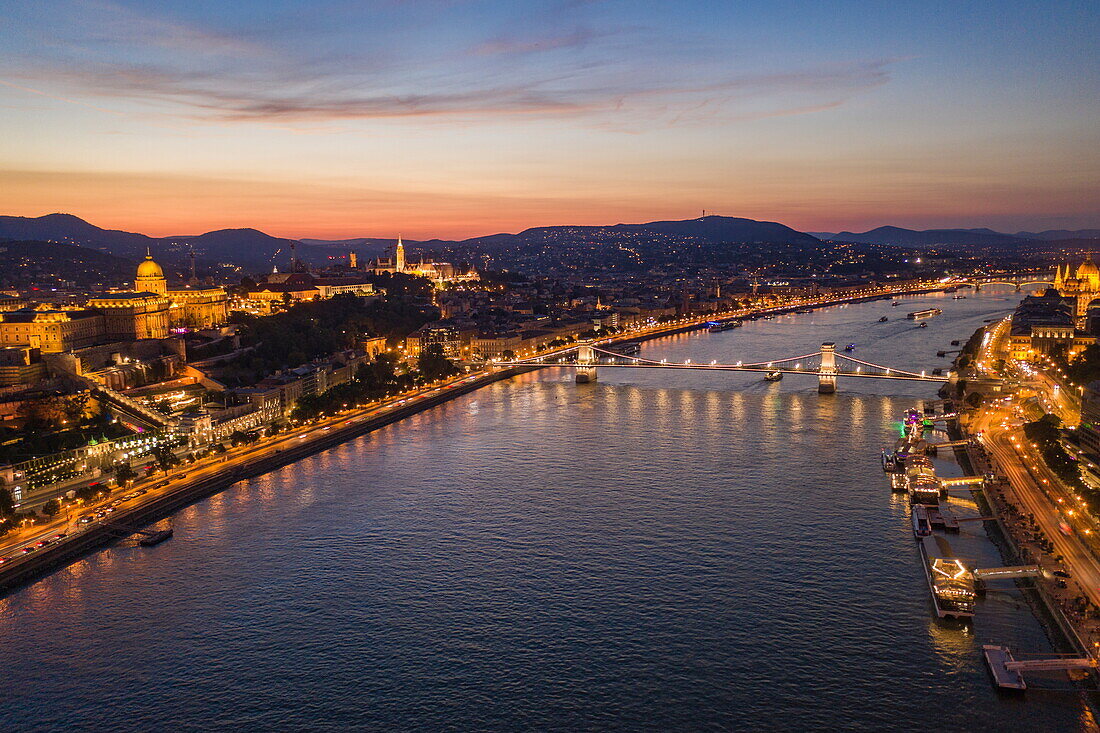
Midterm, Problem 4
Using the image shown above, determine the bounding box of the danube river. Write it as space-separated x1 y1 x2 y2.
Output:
2 288 1098 731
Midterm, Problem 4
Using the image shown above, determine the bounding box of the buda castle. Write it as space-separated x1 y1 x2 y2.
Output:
0 251 229 354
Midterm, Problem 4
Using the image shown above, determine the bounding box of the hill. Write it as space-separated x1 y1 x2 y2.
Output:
1016 229 1100 241
0 214 327 273
0 239 136 288
0 213 156 259
825 226 1028 247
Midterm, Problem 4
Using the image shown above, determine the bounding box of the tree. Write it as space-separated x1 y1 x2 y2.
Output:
418 343 460 381
42 499 61 517
0 487 13 518
501 350 516 361
114 462 137 485
152 444 180 473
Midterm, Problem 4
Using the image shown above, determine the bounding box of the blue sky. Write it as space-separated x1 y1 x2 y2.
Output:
0 0 1096 237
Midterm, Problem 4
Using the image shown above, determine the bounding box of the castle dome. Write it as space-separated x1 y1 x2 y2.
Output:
137 252 164 279
137 258 163 279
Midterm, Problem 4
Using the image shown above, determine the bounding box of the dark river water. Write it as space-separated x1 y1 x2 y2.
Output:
3 288 1098 732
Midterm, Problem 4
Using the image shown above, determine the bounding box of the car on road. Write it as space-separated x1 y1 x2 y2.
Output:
0 557 9 565
79 516 94 524
52 533 67 541
21 546 35 554
35 540 51 548
1053 569 1071 578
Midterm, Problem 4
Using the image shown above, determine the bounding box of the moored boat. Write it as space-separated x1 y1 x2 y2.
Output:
920 535 975 619
764 370 783 382
912 504 933 538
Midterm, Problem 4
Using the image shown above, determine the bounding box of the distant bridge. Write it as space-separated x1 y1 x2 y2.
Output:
495 342 951 393
959 274 1055 292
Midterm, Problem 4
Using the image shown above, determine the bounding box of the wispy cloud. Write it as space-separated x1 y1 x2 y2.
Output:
1 2 896 128
5 56 896 126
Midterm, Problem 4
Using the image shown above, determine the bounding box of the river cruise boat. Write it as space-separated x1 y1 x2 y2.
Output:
911 505 933 538
764 370 783 382
905 456 942 504
952 295 967 299
920 536 975 619
878 316 889 322
707 320 742 332
907 307 943 320
844 343 856 351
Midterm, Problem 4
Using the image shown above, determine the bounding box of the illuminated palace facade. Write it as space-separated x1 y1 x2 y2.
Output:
88 251 230 339
0 252 229 353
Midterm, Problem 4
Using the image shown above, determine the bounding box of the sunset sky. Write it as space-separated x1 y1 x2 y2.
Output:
1 0 1097 239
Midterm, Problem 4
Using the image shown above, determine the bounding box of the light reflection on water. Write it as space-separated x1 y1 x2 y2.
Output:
0 289 1097 731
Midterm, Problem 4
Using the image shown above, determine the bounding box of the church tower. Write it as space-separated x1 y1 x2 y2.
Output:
396 236 406 272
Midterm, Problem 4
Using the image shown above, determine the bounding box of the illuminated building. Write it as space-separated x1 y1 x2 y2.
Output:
1008 287 1094 360
0 306 105 353
1053 259 1100 327
85 291 171 341
370 237 476 283
0 346 47 386
405 322 460 358
132 249 230 328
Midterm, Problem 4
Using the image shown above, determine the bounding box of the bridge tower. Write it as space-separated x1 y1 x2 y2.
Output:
576 344 598 383
818 342 837 394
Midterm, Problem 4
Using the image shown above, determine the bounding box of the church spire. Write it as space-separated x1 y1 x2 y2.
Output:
395 236 406 272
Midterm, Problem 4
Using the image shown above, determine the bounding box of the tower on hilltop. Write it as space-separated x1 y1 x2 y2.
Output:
396 236 406 272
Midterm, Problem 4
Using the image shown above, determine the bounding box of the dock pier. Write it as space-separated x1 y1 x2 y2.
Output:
983 644 1096 691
